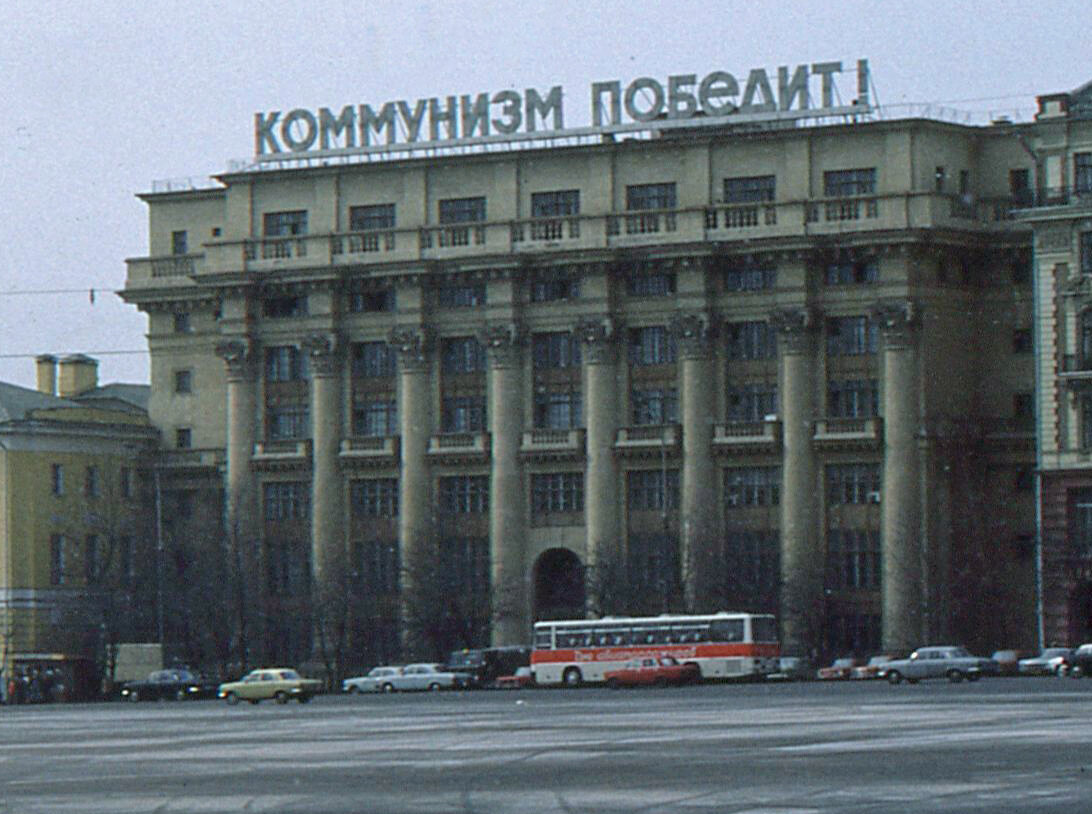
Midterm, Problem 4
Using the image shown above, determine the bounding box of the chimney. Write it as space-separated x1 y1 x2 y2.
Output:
35 354 57 395
57 354 99 397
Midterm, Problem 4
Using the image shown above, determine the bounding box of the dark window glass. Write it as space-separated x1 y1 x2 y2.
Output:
532 332 581 369
533 389 582 429
531 190 580 217
1010 169 1032 205
266 406 309 440
627 469 680 511
173 312 191 333
264 482 311 521
824 168 876 197
631 387 678 425
1082 232 1092 276
439 476 489 513
353 399 397 436
441 337 486 373
826 530 882 590
531 277 579 302
628 326 677 366
826 464 881 506
442 396 486 432
626 271 676 297
174 370 192 394
626 183 676 211
354 539 401 594
439 197 486 224
350 290 395 312
175 428 192 449
171 230 188 255
531 473 584 514
725 384 777 422
50 535 65 585
436 285 486 307
1077 154 1092 194
723 263 776 291
51 464 63 496
263 210 308 236
350 479 399 518
352 342 396 378
266 346 308 381
827 379 879 418
724 175 775 203
263 296 307 318
825 257 878 285
725 321 776 360
1012 329 1032 354
349 203 396 231
724 467 781 507
826 317 878 356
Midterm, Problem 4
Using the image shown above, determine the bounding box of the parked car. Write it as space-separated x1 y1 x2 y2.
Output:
1064 643 1092 677
343 666 403 694
120 669 220 702
217 668 322 705
445 646 531 689
1017 648 1072 676
382 663 464 692
879 646 998 684
766 656 814 682
604 656 701 689
990 650 1023 676
494 666 535 690
817 657 860 680
850 655 894 680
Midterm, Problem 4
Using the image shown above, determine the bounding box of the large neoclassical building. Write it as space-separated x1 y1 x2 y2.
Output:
123 86 1041 662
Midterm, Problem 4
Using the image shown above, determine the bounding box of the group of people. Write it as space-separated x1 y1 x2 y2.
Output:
3 666 68 704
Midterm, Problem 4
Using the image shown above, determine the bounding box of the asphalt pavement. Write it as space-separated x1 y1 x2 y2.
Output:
1 678 1090 813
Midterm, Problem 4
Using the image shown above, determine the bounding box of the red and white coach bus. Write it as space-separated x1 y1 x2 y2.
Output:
531 612 780 686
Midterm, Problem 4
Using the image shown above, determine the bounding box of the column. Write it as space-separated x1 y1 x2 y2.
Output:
672 312 719 609
303 332 343 586
772 308 820 657
389 326 433 643
481 322 527 645
875 301 923 652
577 316 621 594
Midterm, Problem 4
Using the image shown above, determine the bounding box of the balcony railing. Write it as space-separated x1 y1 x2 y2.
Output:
614 424 681 456
159 447 225 469
712 420 782 453
252 439 312 464
244 237 308 261
520 428 586 459
812 417 883 448
427 432 490 459
339 435 400 464
1020 186 1092 208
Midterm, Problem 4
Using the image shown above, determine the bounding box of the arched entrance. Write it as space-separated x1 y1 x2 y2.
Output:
533 548 586 620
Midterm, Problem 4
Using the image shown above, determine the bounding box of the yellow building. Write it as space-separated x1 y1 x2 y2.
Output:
0 355 157 700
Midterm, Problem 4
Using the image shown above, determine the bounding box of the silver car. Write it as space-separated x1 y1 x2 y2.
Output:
385 663 464 692
880 646 997 684
1017 648 1072 676
342 665 403 694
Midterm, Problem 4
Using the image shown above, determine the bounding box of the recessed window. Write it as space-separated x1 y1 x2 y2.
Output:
51 464 64 496
725 467 781 507
349 203 396 231
264 482 311 521
263 210 308 236
934 166 946 193
533 389 582 429
628 326 677 366
532 333 581 370
531 190 580 217
120 467 133 499
438 476 489 513
171 230 188 255
725 322 776 360
175 428 192 449
1010 169 1031 205
352 341 396 378
826 317 878 356
350 290 395 313
174 370 192 394
263 295 308 318
441 338 487 374
625 270 676 297
1012 329 1032 354
50 535 65 585
1013 392 1034 427
436 284 485 308
626 183 676 211
172 312 192 333
827 379 879 418
211 227 222 237
265 346 307 382
531 276 579 302
627 469 679 511
825 256 878 285
266 407 309 440
726 384 777 422
824 168 876 197
441 396 486 432
1082 232 1092 276
724 175 775 203
353 399 397 436
531 472 584 514
85 466 99 498
826 463 881 505
723 262 776 292
351 479 399 518
1077 154 1092 195
631 387 678 425
439 197 486 224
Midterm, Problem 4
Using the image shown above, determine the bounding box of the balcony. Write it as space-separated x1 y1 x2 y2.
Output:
712 420 782 455
1018 185 1092 209
252 439 312 470
812 417 883 449
427 432 490 462
125 253 203 291
520 428 586 461
339 435 400 467
158 447 225 471
613 424 680 458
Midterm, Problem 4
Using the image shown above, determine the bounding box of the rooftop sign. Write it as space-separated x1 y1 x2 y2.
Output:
254 60 870 163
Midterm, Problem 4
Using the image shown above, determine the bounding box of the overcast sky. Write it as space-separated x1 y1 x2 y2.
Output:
1 0 1088 390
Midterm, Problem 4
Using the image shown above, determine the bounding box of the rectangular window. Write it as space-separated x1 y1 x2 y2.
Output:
440 537 491 597
85 534 99 582
441 337 486 374
353 399 397 436
266 346 307 381
50 535 65 585
724 467 781 507
263 296 308 318
266 538 311 595
628 326 677 366
934 166 946 193
352 341 396 378
724 175 775 203
726 383 777 422
1082 232 1092 276
1074 492 1092 557
173 369 192 394
824 168 876 197
436 284 486 308
1013 392 1034 428
1010 169 1032 205
355 539 401 594
264 482 311 521
350 290 395 313
827 463 881 506
266 406 309 440
118 535 133 586
349 203 396 231
631 387 678 425
175 428 192 449
351 478 399 518
827 379 879 418
825 257 878 285
85 466 99 497
120 467 133 499
626 183 677 211
1082 395 1092 450
439 476 489 514
826 530 882 590
439 196 486 224
725 321 776 360
531 276 579 302
627 469 680 511
172 312 192 333
171 230 188 255
442 396 487 432
1012 329 1033 354
533 389 582 429
723 263 776 292
723 530 780 596
1077 153 1092 194
826 316 878 356
531 190 580 217
625 271 676 297
531 473 584 514
263 210 308 236
51 464 63 496
627 533 680 596
532 332 581 369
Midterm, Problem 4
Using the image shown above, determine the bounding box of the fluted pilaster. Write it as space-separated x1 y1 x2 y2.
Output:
303 332 343 586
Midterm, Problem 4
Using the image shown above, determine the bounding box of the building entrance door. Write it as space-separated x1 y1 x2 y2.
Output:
533 548 585 620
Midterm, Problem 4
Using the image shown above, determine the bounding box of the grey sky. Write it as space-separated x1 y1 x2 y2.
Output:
2 0 1088 389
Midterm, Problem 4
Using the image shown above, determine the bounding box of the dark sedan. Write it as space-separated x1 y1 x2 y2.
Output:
120 669 220 702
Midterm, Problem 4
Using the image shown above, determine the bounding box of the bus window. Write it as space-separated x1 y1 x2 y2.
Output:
594 627 619 646
750 616 778 643
534 629 553 650
632 624 654 644
709 618 745 643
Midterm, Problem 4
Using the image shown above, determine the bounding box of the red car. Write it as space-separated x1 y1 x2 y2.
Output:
604 656 700 688
817 657 861 680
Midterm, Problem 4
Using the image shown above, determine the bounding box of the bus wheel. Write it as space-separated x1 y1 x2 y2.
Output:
562 667 583 687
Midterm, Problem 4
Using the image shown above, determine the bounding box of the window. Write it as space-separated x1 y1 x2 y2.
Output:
531 473 584 514
1081 312 1092 369
631 387 678 425
436 284 486 307
51 464 63 496
118 535 133 586
627 469 680 511
1082 232 1092 276
827 463 881 505
825 256 878 285
172 312 191 333
266 538 311 595
723 530 780 596
350 290 395 312
532 332 581 369
627 534 680 596
85 535 99 582
264 482 310 521
531 190 580 217
726 383 777 422
351 479 399 518
1011 254 1032 286
724 467 780 507
826 613 881 657
725 321 776 360
266 346 307 381
349 203 396 231
826 530 881 590
85 465 99 497
1010 169 1032 205
534 389 582 429
628 326 677 366
625 271 676 297
266 406 309 440
440 537 490 597
934 166 946 193
1077 154 1092 195
212 227 222 237
1073 491 1092 558
1013 392 1034 428
724 175 775 203
1012 329 1032 354
352 341 395 378
439 196 486 224
439 476 489 514
263 210 308 236
120 467 133 499
1083 394 1092 450
531 276 579 302
171 230 188 255
626 183 676 210
263 296 308 318
827 379 879 418
824 168 876 197
723 262 776 292
353 399 397 436
441 337 486 374
959 170 970 197
175 428 192 449
826 316 877 356
355 539 401 594
442 396 486 432
50 535 65 585
173 369 192 394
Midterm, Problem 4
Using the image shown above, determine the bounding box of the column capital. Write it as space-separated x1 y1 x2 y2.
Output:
388 326 433 373
670 312 718 360
575 315 621 365
302 332 342 378
215 338 256 381
872 300 921 350
479 322 526 369
770 307 818 355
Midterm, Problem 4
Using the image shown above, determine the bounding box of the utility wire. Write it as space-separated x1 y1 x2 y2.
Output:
0 350 148 359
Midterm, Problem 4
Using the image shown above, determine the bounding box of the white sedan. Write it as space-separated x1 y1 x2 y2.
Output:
385 663 465 692
343 666 403 694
